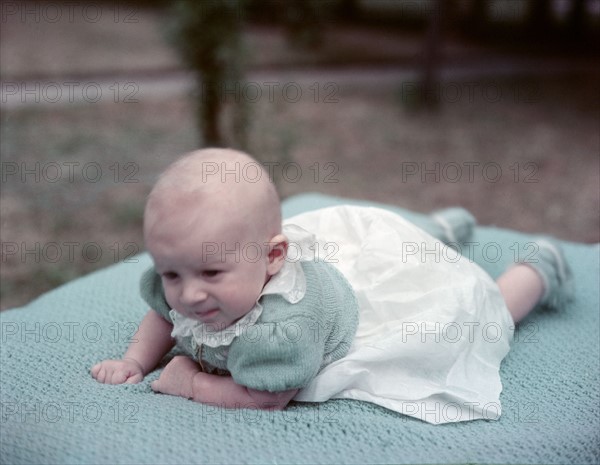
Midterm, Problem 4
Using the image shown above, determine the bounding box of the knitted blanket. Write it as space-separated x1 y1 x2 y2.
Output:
1 193 598 465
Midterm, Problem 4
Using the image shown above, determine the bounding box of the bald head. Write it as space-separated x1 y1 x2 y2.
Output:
144 148 282 243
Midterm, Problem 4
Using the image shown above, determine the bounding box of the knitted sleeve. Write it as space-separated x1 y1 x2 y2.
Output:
139 267 172 322
227 260 359 392
226 295 326 392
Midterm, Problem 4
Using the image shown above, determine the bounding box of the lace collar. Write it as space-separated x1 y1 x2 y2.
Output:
169 223 315 348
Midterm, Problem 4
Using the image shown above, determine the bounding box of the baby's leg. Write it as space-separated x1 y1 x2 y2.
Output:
496 265 544 323
496 239 574 324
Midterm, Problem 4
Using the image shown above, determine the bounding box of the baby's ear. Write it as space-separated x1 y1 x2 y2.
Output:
266 234 288 276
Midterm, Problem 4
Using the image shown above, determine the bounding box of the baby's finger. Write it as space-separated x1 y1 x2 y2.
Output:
90 363 100 378
97 367 107 384
110 370 127 385
150 380 160 392
125 373 143 385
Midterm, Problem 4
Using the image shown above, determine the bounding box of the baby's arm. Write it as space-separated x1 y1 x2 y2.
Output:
91 310 175 384
151 355 298 410
194 371 299 410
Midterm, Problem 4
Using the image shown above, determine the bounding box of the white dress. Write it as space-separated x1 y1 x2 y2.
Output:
284 205 514 424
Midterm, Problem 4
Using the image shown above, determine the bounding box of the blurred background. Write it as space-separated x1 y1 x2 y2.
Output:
1 0 599 310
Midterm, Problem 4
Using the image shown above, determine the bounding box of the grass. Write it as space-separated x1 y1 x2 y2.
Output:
1 8 598 310
1 72 598 311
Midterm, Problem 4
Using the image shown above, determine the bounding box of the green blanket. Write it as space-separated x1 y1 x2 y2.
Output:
1 193 598 464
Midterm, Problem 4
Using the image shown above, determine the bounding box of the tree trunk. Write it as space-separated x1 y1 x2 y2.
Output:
199 72 222 147
526 0 553 35
566 0 585 41
421 0 443 109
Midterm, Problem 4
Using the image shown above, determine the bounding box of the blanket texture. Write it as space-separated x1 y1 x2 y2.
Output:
1 193 598 465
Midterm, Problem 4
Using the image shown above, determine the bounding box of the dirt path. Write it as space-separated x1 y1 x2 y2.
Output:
2 57 597 108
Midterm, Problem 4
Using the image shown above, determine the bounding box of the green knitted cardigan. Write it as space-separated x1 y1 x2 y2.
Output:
139 259 359 392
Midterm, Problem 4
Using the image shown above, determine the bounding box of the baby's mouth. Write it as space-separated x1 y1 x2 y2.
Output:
194 308 219 319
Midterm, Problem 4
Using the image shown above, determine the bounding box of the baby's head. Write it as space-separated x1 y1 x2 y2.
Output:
144 148 287 328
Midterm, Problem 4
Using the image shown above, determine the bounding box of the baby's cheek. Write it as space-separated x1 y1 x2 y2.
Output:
163 286 178 310
244 282 265 310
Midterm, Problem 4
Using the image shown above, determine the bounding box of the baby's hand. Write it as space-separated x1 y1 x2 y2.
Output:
91 358 144 385
151 355 201 399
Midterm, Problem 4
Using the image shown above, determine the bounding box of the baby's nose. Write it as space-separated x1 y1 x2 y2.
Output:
180 281 208 305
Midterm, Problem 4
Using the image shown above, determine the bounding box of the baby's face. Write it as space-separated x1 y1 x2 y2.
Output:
145 200 272 329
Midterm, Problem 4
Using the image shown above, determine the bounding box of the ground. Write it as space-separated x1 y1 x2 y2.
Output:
1 5 598 310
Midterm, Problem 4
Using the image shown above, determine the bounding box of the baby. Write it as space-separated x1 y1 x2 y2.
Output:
92 148 574 419
92 148 359 409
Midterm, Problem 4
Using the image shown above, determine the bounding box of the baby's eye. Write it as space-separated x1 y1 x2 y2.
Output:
161 271 179 280
202 270 221 278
